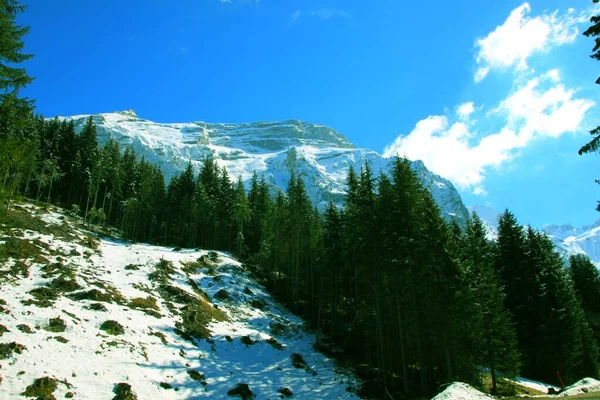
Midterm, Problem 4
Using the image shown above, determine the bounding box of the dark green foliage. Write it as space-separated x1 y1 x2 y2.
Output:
49 276 81 292
291 353 307 369
215 289 230 301
579 1 600 209
21 377 57 399
0 341 25 359
149 331 168 344
86 302 107 312
159 382 172 389
113 383 137 400
494 213 600 384
241 335 255 346
266 337 284 350
69 288 122 304
460 213 520 393
99 320 125 335
26 286 59 307
175 301 227 341
53 336 68 343
128 296 159 311
227 383 255 400
45 317 66 333
17 324 33 333
278 387 293 397
570 254 600 350
249 298 266 309
187 370 205 382
0 324 8 336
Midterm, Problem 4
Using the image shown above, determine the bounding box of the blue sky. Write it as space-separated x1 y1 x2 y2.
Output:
18 0 600 228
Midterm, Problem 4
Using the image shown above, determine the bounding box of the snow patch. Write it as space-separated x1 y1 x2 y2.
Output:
559 377 600 397
432 382 494 400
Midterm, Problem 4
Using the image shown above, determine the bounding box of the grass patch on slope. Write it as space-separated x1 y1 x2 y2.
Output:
100 320 125 335
113 383 138 400
21 376 58 399
45 317 66 333
128 296 162 318
0 342 26 359
175 300 227 341
23 286 59 308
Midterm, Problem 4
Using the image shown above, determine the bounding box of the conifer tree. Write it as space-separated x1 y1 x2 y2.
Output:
570 254 600 348
233 175 251 257
464 213 520 393
0 0 34 125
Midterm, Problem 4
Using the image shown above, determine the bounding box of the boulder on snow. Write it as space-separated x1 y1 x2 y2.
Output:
431 382 494 400
215 289 230 301
227 383 255 400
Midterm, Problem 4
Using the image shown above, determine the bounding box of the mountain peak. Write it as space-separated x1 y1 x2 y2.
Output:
115 109 137 118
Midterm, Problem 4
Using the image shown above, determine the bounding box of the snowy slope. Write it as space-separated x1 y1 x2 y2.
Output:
469 205 600 267
60 110 470 225
0 204 359 399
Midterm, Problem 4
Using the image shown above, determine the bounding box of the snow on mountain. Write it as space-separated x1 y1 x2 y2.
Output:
542 219 600 266
61 110 470 225
467 205 501 240
0 203 360 399
469 205 600 267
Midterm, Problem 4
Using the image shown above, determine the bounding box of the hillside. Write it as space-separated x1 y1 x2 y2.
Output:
61 110 470 225
0 203 359 399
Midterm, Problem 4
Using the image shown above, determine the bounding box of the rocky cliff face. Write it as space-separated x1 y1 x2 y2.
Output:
64 110 470 225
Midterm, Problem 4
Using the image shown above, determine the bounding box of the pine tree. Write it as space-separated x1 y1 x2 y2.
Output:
233 176 251 257
578 0 600 209
0 0 35 212
0 0 34 122
569 254 600 370
464 213 520 393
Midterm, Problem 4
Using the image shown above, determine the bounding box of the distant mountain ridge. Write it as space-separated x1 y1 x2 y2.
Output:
469 205 600 266
61 110 471 225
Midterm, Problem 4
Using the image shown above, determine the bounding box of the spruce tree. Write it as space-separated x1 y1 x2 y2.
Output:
464 213 520 393
569 254 600 368
233 175 251 257
0 0 34 126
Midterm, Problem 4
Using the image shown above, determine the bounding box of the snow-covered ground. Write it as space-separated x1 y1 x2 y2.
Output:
559 377 600 397
431 382 495 400
0 204 359 399
514 376 560 394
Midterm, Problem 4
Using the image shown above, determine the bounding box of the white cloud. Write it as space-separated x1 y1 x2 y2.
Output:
457 102 475 120
383 72 594 191
291 10 300 23
474 3 594 82
473 186 488 196
291 8 348 23
310 8 348 19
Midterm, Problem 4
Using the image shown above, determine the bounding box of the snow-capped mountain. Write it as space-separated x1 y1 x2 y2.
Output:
62 110 470 225
469 205 600 266
542 220 600 265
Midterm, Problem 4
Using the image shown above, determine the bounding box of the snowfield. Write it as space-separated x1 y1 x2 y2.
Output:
0 204 360 399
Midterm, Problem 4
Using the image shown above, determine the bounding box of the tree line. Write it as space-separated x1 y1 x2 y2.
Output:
2 1 600 398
